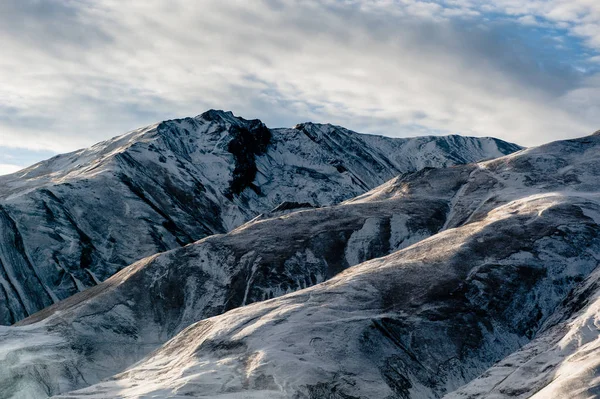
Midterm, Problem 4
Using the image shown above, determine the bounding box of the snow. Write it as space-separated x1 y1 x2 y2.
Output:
0 110 518 327
344 217 383 266
63 190 600 398
0 110 563 398
48 131 600 399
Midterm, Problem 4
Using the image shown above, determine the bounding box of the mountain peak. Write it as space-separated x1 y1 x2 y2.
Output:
294 121 336 130
197 109 262 127
0 110 521 329
198 109 235 121
4 124 600 399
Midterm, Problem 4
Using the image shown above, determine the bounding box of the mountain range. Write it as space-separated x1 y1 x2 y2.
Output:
0 110 518 326
4 112 600 398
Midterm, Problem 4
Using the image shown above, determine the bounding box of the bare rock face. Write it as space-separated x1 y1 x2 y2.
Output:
0 110 519 326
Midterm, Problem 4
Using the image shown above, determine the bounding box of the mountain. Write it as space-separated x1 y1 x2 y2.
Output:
1 131 599 398
64 196 600 399
0 170 459 398
446 262 600 399
57 131 600 399
0 110 520 326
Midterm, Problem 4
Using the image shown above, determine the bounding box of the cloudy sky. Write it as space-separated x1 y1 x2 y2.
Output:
1 0 599 174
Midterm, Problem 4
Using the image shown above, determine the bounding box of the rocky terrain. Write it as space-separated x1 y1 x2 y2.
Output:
2 129 600 398
0 110 519 326
64 194 600 399
57 131 600 399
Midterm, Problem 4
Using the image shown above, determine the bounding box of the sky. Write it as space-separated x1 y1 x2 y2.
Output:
1 0 600 175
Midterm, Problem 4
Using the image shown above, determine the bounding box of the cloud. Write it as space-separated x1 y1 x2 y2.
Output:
0 164 22 175
464 0 600 51
0 146 57 176
0 0 599 156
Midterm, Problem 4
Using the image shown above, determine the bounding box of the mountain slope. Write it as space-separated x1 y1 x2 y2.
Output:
1 132 598 398
62 193 600 399
56 132 600 398
0 177 459 398
0 110 520 325
445 227 600 398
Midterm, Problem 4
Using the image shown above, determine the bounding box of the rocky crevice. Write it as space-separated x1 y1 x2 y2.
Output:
0 205 54 314
118 173 193 246
225 122 272 199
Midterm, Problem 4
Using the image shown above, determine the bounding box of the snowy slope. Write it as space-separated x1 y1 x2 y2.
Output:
445 236 600 398
59 132 600 398
0 110 520 326
62 194 600 398
0 132 599 398
0 182 455 398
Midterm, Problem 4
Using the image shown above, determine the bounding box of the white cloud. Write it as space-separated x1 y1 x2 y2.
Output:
0 163 22 176
0 0 599 154
469 0 600 50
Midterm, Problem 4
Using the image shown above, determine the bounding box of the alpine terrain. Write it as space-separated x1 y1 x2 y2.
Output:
2 126 600 398
0 110 519 326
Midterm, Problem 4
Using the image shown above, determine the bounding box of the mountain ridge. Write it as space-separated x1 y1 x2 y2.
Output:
3 130 600 398
0 110 520 326
53 130 600 399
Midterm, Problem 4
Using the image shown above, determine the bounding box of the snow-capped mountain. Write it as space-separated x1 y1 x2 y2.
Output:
0 110 520 326
2 131 600 398
56 131 600 399
0 171 460 398
66 195 600 399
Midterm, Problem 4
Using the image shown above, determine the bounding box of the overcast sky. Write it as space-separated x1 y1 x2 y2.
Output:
1 0 599 174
